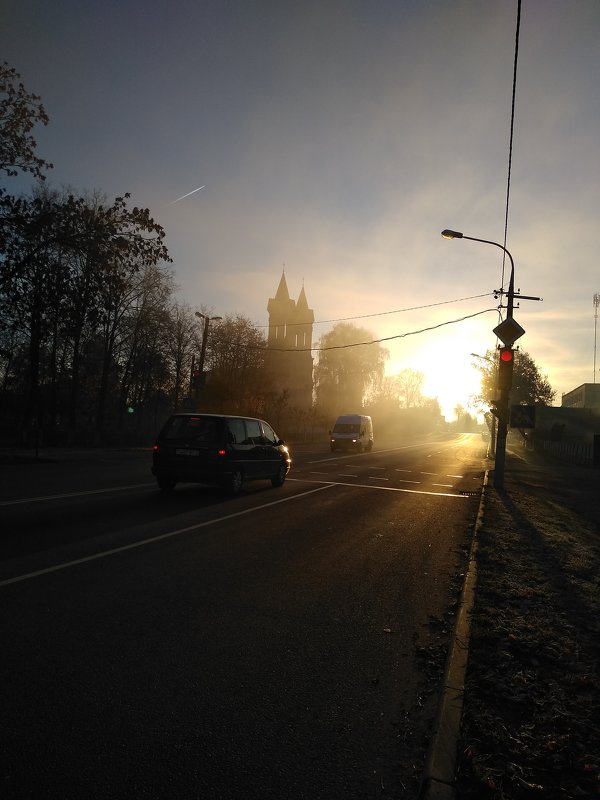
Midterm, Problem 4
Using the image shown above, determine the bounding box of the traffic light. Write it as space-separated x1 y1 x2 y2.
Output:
497 346 514 393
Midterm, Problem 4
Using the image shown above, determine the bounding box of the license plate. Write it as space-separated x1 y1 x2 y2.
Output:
175 448 199 456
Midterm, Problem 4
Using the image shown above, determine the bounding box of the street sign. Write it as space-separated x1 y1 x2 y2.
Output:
493 317 526 346
510 405 535 428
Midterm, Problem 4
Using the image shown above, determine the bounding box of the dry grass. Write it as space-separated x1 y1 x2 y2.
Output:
457 464 600 799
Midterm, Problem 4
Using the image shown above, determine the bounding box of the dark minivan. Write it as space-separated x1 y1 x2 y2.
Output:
152 413 291 495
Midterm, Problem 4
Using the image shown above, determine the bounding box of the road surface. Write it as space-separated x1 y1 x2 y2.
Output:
1 433 486 798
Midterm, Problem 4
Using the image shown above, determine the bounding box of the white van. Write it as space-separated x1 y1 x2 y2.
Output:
329 414 373 453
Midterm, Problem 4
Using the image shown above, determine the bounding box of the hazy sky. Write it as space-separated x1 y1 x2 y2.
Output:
3 0 599 418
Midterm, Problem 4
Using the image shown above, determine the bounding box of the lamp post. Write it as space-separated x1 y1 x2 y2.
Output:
471 352 497 457
442 229 516 489
194 311 222 404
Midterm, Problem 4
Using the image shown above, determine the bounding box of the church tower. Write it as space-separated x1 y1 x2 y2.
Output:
266 272 314 409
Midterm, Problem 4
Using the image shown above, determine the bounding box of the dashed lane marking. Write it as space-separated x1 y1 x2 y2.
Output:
288 477 472 499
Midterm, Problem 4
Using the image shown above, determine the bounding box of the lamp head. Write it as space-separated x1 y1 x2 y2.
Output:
441 229 463 240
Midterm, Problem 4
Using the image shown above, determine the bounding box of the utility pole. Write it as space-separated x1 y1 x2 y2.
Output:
442 229 540 489
594 293 600 383
194 312 222 407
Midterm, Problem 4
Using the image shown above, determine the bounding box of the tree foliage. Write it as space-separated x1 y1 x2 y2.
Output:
202 314 271 415
473 348 555 408
0 62 52 183
314 323 388 417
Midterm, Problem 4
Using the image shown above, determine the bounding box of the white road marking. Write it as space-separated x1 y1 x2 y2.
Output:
339 474 358 478
307 442 436 464
0 483 155 507
288 477 471 498
0 484 336 589
368 476 389 481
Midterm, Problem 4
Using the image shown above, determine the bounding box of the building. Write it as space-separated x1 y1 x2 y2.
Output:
266 272 314 409
561 383 600 410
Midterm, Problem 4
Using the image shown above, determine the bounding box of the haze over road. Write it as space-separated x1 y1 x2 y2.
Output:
1 434 485 798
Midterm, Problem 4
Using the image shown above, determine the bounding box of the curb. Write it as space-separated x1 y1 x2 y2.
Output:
417 469 489 799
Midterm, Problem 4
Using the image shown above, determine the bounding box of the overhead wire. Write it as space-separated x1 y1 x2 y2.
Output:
256 291 495 329
500 0 521 300
266 307 498 352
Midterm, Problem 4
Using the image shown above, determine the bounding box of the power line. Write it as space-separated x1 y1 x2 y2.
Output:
501 0 521 295
256 291 495 329
266 307 498 352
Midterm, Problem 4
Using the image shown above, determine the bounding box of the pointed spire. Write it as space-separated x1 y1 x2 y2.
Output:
275 269 290 301
297 284 309 309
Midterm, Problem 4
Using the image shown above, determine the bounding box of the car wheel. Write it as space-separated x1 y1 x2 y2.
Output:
228 469 244 495
157 476 176 492
271 463 287 487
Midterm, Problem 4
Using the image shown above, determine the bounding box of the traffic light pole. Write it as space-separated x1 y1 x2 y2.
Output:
495 387 510 490
467 239 515 490
441 230 515 490
442 229 541 490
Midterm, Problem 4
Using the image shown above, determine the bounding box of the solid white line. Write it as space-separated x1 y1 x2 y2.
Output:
0 483 155 507
0 484 336 589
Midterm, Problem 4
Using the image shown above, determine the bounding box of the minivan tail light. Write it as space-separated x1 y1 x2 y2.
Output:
217 449 227 456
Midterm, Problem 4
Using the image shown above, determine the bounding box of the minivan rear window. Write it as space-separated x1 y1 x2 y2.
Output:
162 416 224 443
226 419 246 444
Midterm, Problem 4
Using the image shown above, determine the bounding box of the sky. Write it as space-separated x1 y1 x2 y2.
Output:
2 0 599 419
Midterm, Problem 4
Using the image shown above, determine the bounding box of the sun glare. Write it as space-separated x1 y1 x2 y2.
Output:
387 337 485 422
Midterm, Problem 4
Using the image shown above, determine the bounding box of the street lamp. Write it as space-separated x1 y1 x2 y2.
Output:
194 311 222 403
442 229 515 489
471 352 497 457
442 229 516 318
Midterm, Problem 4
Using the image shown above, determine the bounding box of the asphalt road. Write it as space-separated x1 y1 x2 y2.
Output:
0 434 486 799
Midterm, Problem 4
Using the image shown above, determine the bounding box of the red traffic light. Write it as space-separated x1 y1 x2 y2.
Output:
497 347 515 393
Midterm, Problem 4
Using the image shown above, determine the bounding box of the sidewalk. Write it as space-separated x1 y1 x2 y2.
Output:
450 448 599 798
0 444 152 465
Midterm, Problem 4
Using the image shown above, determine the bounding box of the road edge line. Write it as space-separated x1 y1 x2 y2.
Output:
417 469 489 800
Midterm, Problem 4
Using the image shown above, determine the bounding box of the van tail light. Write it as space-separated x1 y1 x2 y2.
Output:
217 449 227 456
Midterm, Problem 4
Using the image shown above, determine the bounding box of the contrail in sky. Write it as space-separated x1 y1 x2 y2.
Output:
167 185 206 206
